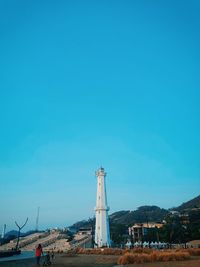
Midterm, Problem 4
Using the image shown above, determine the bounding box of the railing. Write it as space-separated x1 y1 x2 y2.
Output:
69 235 92 249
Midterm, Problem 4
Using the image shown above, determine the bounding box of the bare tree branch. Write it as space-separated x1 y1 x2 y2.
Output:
15 217 28 251
21 217 28 229
15 218 28 230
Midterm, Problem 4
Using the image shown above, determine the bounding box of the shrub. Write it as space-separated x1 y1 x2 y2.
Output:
174 248 200 256
117 251 190 265
118 253 134 265
118 253 152 265
151 251 157 262
187 248 200 256
129 247 152 254
76 248 124 255
160 252 190 261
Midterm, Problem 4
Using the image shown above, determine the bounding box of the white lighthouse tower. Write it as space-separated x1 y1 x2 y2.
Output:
95 167 111 247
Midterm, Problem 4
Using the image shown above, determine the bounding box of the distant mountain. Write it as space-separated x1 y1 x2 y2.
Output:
172 195 200 212
70 220 92 230
4 230 40 239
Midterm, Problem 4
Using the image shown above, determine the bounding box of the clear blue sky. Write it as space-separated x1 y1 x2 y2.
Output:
0 0 199 231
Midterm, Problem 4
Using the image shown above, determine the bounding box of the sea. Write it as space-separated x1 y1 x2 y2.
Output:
0 251 35 262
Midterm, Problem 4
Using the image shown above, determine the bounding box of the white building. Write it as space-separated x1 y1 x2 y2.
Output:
128 222 164 242
95 167 111 247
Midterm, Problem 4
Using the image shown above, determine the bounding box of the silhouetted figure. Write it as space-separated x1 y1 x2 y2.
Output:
35 244 43 266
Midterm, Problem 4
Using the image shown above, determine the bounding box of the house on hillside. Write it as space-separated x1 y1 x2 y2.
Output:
77 227 92 236
169 210 190 224
128 222 164 242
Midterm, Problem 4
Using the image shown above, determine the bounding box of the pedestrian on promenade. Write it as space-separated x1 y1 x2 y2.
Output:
51 250 55 262
35 244 43 266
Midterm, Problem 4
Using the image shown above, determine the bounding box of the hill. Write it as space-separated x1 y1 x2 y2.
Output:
70 205 169 231
69 195 200 244
172 195 200 212
110 206 168 225
70 195 200 231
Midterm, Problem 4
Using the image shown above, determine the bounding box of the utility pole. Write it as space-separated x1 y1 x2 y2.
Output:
130 227 134 248
89 217 95 248
1 224 6 239
36 207 40 232
145 211 150 247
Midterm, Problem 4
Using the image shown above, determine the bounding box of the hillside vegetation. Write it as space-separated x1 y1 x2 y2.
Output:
173 195 200 212
70 195 200 244
110 206 168 225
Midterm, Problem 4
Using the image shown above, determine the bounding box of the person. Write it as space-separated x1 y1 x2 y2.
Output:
35 244 43 266
43 251 51 266
51 250 55 263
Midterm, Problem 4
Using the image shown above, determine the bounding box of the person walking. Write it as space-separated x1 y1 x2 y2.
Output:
51 250 55 263
35 244 43 266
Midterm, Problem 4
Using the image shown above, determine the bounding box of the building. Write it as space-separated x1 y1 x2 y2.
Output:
78 227 92 236
169 210 190 225
129 222 164 242
95 167 111 247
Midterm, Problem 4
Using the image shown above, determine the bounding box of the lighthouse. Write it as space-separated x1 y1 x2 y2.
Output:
95 167 111 247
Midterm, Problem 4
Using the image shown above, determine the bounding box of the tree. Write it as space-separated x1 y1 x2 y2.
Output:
110 223 128 245
159 214 190 246
15 218 28 251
